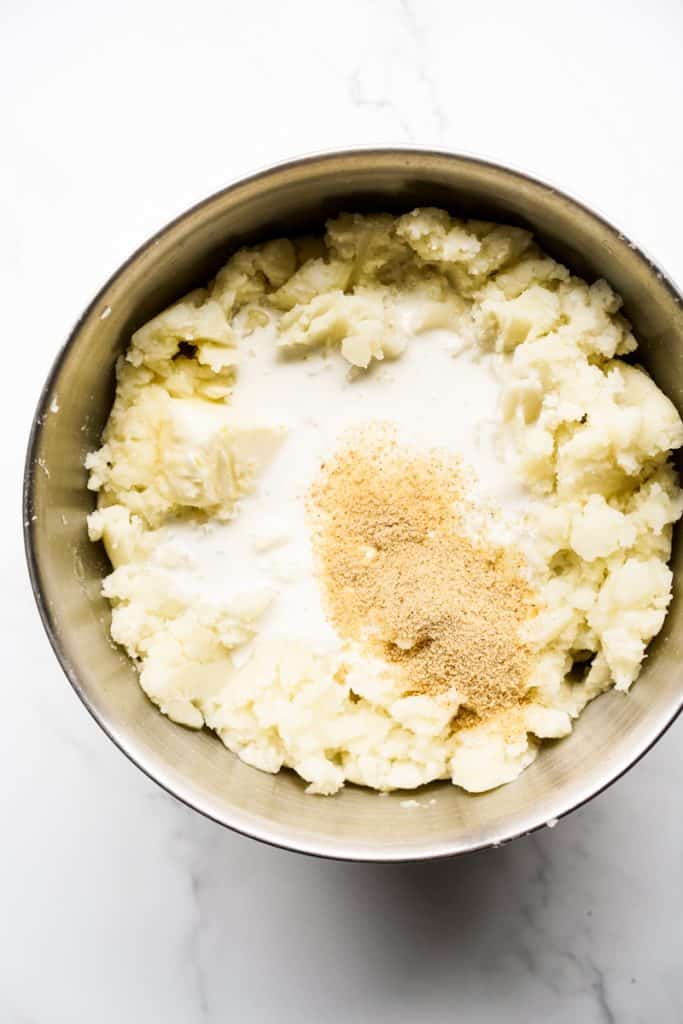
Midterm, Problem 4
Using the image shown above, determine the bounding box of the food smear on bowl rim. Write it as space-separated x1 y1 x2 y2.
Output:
85 209 683 796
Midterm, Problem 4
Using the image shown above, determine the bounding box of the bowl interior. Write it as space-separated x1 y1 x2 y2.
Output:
25 150 683 859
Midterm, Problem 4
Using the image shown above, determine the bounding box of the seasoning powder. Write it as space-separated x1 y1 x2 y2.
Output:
307 425 537 720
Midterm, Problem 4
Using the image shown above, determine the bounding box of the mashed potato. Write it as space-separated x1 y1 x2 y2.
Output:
86 209 683 795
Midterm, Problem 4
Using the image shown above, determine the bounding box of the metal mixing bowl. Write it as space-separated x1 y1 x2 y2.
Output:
24 148 683 861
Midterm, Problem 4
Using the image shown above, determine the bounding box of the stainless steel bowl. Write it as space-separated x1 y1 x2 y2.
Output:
24 148 683 861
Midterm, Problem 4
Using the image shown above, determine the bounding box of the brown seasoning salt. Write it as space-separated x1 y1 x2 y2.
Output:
307 425 537 721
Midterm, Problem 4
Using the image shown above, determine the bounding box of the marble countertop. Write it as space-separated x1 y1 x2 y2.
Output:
4 1 683 1020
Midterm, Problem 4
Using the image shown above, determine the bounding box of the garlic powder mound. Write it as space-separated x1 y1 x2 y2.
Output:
307 424 537 717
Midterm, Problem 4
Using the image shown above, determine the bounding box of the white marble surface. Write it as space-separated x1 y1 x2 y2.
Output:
4 1 683 1020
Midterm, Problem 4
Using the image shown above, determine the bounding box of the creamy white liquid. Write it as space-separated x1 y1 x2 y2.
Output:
154 318 529 653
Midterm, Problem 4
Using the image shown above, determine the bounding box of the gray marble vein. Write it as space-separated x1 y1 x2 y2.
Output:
347 0 449 143
398 0 449 140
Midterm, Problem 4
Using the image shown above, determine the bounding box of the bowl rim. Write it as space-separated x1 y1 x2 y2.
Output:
23 145 683 862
